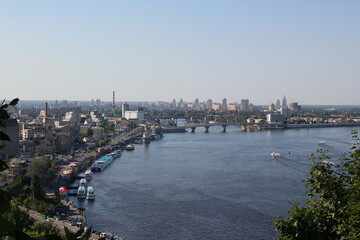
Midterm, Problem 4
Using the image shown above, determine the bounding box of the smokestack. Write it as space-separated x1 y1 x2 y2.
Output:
45 102 48 133
113 91 115 115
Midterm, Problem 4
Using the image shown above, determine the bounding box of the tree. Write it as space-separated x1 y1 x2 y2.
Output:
32 221 60 236
31 174 45 201
3 204 34 230
86 127 93 137
273 130 360 240
26 157 56 189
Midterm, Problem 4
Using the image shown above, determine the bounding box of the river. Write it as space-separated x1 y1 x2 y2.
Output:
78 126 358 240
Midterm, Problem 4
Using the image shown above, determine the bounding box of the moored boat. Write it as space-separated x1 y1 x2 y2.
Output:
77 186 86 199
84 170 92 180
86 186 95 200
125 144 135 151
91 155 114 172
79 178 87 187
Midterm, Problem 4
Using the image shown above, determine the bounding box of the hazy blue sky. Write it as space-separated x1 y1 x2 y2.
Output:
1 1 359 105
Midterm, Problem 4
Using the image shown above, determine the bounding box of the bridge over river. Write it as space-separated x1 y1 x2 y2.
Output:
163 122 271 133
162 122 360 133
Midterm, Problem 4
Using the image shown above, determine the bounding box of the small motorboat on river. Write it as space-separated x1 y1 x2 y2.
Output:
270 152 282 158
125 144 135 151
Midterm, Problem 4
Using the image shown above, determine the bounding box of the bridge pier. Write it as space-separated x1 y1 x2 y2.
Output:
221 125 227 133
191 127 196 133
204 126 209 133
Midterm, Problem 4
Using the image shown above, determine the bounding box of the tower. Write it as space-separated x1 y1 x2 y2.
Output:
44 102 49 133
282 96 287 109
113 91 115 116
275 98 281 110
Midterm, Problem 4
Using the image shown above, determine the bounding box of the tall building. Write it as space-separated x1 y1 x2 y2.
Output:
206 99 213 111
0 119 19 159
289 102 301 112
179 99 184 109
282 96 287 109
194 99 200 110
268 103 275 111
122 102 129 118
240 99 249 111
222 98 227 111
275 98 281 110
172 99 177 108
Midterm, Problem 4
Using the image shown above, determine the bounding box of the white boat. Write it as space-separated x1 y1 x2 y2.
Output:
318 141 326 145
150 134 161 140
86 186 95 200
84 170 92 180
79 178 87 187
77 186 86 199
109 149 122 159
270 152 282 158
125 144 135 151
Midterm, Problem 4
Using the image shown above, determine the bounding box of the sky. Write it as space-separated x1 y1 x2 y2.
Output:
1 1 359 105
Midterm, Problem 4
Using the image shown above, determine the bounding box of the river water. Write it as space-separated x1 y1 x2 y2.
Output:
79 126 358 240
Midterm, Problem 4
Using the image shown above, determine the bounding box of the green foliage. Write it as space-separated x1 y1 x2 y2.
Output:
32 221 60 236
86 127 93 137
100 122 114 134
273 130 360 240
26 157 56 188
3 205 34 230
63 226 102 240
126 121 138 130
31 174 45 201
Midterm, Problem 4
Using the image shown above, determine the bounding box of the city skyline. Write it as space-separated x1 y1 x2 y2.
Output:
1 1 360 105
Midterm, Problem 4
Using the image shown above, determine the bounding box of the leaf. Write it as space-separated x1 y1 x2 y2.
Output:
0 190 11 214
38 234 63 240
64 226 75 240
0 109 10 119
9 98 19 106
80 226 92 240
0 215 35 240
0 131 11 141
0 160 8 171
74 227 84 237
0 104 9 110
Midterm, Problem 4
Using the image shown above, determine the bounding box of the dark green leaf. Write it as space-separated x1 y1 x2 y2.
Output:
0 215 34 240
0 190 13 214
0 160 8 171
0 131 11 141
38 234 63 240
0 109 10 119
0 104 9 110
64 226 75 240
9 98 19 106
80 226 92 240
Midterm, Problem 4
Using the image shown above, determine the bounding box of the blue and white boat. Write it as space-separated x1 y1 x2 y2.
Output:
77 186 86 199
91 155 113 172
86 186 95 200
79 178 87 187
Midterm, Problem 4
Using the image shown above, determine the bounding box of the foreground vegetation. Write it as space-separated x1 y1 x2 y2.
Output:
273 130 360 239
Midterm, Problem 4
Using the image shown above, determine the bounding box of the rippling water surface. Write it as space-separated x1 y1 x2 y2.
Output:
77 126 358 240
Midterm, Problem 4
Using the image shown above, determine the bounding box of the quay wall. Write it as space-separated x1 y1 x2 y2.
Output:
286 123 360 129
